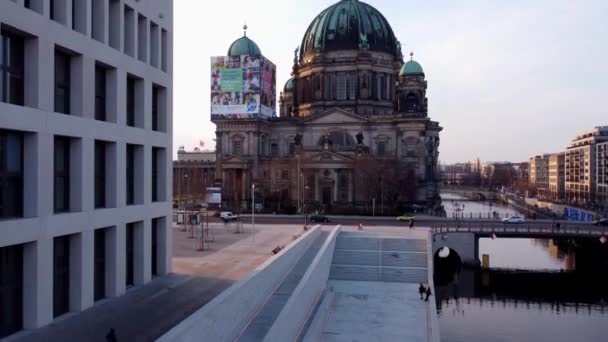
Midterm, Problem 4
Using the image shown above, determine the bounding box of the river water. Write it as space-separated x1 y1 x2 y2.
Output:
441 193 520 219
436 194 608 342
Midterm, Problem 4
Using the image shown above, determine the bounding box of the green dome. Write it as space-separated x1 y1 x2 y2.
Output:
284 78 294 92
400 60 424 76
228 36 261 57
300 0 400 58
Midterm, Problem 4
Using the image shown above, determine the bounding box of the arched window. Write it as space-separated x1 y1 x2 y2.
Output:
406 93 418 112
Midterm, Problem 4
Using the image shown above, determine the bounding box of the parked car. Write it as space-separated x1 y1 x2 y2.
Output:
594 218 608 226
397 214 416 222
309 214 330 223
501 216 525 224
220 211 238 222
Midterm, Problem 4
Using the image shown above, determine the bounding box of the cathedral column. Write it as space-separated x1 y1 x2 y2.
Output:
348 171 353 202
315 171 320 202
333 170 338 202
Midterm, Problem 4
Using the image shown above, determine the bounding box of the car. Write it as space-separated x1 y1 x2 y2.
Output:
501 216 525 224
309 214 330 223
594 218 608 226
220 211 238 222
397 214 416 222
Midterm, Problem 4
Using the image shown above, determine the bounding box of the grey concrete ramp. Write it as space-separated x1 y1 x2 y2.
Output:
236 232 329 342
329 234 428 284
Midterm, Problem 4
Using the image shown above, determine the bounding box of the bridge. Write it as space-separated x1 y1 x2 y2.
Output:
441 186 499 201
429 220 605 267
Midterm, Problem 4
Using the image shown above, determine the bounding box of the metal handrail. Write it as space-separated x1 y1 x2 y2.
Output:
431 221 606 237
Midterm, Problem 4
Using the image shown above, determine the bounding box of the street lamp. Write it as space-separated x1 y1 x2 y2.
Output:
252 184 255 232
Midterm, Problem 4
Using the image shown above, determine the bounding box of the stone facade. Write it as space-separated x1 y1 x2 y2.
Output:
211 1 442 215
548 153 565 202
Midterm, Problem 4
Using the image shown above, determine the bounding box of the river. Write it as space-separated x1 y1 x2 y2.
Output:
436 194 608 342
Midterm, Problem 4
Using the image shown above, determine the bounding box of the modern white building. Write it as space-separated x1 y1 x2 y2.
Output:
0 0 172 337
565 126 608 205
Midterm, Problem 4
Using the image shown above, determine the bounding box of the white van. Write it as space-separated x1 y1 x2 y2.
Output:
220 211 238 222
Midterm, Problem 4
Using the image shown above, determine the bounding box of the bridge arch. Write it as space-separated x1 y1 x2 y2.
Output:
431 232 479 267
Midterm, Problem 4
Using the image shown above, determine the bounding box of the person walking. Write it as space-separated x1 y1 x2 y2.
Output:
418 283 425 299
425 287 432 302
106 328 117 342
409 219 415 230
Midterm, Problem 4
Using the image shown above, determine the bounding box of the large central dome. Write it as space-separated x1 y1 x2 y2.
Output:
300 0 400 58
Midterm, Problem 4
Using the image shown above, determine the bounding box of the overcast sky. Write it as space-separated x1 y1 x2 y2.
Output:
173 0 608 164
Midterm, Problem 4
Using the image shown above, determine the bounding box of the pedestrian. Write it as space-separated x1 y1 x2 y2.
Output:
418 283 425 299
425 287 432 302
106 328 117 342
409 219 414 230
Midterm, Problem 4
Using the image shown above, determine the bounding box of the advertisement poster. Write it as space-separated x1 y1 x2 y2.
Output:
211 54 275 119
260 57 276 117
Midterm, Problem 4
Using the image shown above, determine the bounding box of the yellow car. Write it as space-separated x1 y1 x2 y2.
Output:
397 214 416 222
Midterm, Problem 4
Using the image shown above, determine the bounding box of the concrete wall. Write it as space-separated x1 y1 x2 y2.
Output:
264 225 341 342
432 232 477 265
158 225 323 342
0 0 172 332
426 232 441 342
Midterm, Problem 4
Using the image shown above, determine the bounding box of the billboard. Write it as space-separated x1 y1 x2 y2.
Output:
206 187 222 204
211 54 275 119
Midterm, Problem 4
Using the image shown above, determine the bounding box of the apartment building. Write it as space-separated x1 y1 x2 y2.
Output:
0 0 173 337
529 154 551 198
597 141 608 207
548 152 565 202
564 127 608 205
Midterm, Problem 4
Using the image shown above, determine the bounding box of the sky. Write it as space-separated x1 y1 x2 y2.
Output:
173 0 608 164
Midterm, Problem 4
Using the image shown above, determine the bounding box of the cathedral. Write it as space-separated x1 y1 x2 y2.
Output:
212 0 442 215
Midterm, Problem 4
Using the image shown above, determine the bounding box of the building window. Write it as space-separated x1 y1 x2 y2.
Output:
125 223 135 287
336 75 346 100
406 94 418 112
0 244 23 338
152 86 159 131
54 50 71 114
151 218 162 276
126 76 135 127
0 30 25 106
54 136 70 213
0 130 23 219
94 141 106 208
378 74 385 100
126 144 135 205
281 170 289 180
232 140 242 155
271 143 279 157
407 144 416 158
152 147 165 202
377 141 386 157
95 65 107 121
152 85 166 132
94 228 106 301
53 235 70 318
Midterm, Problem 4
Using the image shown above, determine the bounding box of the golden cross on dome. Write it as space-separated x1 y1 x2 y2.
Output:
410 51 414 61
243 23 248 37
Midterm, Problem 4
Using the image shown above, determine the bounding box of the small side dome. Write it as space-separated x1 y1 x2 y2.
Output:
284 78 294 92
227 25 261 57
400 60 425 77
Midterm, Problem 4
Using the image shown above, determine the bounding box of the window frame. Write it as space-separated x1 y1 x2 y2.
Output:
0 130 24 219
54 50 71 114
94 65 107 121
0 30 25 106
53 136 71 213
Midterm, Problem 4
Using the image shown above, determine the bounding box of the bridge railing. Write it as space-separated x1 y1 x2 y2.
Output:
431 221 606 237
